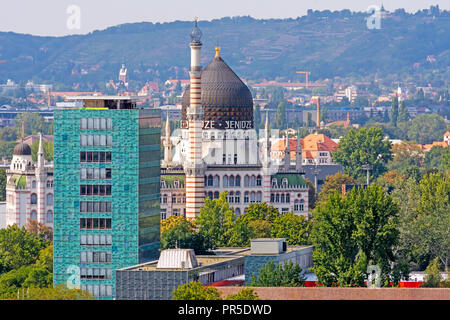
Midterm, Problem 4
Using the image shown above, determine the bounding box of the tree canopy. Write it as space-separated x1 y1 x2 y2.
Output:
333 127 393 181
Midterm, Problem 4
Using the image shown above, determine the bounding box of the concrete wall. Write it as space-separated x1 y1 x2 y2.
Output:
216 287 450 300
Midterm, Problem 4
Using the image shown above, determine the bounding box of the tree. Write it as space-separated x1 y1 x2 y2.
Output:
275 102 286 129
388 141 424 174
398 100 408 122
421 258 442 288
390 96 398 127
0 169 6 202
333 127 393 181
224 288 259 300
18 284 94 300
424 146 449 172
271 213 311 245
160 216 210 255
407 114 448 144
25 220 53 242
196 193 236 249
0 225 49 274
250 260 305 287
172 281 222 300
317 172 356 205
14 113 52 137
311 185 400 287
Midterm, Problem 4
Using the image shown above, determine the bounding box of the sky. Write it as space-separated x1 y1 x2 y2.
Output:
0 0 447 36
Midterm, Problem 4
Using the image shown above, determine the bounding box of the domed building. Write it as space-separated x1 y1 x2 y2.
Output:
5 134 54 228
161 21 309 219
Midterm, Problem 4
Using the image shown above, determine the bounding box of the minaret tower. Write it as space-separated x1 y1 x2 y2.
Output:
163 112 173 166
283 129 290 171
36 133 46 224
262 111 272 204
296 127 303 171
185 18 205 219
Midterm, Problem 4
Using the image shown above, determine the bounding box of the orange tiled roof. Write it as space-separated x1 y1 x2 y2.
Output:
422 141 448 151
271 133 338 159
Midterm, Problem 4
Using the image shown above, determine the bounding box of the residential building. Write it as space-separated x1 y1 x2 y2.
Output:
53 96 161 299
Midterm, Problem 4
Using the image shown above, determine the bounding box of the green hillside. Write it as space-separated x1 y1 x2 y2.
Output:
0 7 449 87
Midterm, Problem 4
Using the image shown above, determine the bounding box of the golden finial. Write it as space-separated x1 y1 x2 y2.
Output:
194 17 198 22
215 46 221 58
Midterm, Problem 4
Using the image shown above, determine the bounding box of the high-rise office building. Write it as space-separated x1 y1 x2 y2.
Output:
53 96 160 299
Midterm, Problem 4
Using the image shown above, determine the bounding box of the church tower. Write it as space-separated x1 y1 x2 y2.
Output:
163 112 173 166
184 18 205 219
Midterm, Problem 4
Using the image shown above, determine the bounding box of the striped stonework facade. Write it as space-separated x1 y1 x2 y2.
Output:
184 41 205 219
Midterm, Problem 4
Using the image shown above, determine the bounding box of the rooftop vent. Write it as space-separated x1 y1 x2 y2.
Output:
250 238 287 255
156 249 198 269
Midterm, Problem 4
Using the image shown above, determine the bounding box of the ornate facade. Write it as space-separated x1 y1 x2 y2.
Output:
5 134 54 228
160 21 309 219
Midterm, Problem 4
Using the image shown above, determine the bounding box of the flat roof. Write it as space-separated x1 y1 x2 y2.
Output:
119 255 243 272
66 96 135 100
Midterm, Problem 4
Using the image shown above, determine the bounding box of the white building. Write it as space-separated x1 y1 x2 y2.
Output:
160 21 309 219
4 134 54 228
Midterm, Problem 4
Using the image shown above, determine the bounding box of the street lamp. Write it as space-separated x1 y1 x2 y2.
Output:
362 164 372 186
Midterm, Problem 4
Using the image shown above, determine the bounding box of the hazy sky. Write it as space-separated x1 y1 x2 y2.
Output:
0 0 447 36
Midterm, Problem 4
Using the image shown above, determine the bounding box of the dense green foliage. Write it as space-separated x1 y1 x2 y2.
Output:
250 261 305 287
333 127 393 181
172 281 222 300
224 288 260 300
406 114 448 144
161 196 312 252
0 225 49 274
310 185 402 287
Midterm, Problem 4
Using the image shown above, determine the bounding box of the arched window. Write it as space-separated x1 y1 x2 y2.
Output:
162 194 167 203
46 210 53 223
208 192 213 199
223 176 228 187
214 192 219 199
282 178 288 188
270 193 274 203
235 175 241 186
281 194 285 203
250 192 255 203
30 210 37 221
250 176 256 186
160 180 166 188
174 180 179 188
244 192 249 203
286 193 290 203
213 176 219 187
256 192 262 203
299 199 304 211
31 181 36 189
229 175 234 187
31 193 37 204
207 175 213 186
256 175 262 186
228 192 234 203
235 208 241 215
172 195 176 204
244 175 250 187
47 180 53 188
294 200 299 211
275 194 280 203
235 192 240 203
177 194 182 204
272 179 277 188
46 194 53 205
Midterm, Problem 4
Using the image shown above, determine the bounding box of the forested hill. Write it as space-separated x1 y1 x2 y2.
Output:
0 7 449 87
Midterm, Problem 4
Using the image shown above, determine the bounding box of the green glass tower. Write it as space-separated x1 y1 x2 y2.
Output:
53 97 160 299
